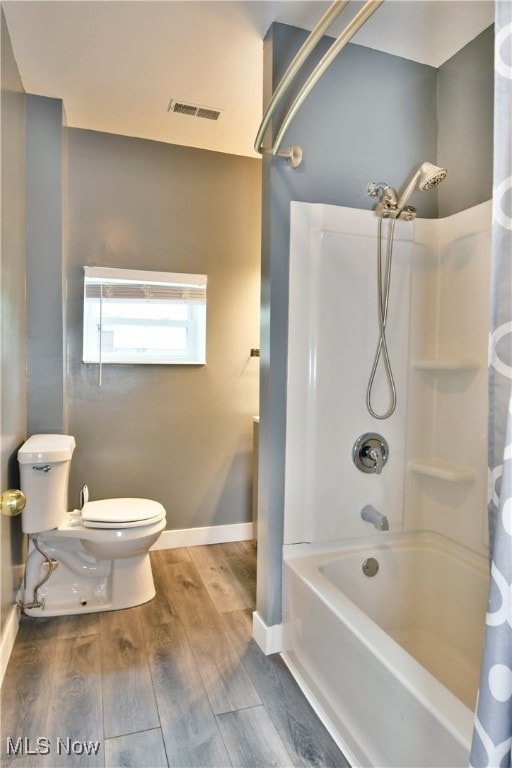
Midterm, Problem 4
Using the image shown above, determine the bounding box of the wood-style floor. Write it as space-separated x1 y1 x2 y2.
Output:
1 541 350 768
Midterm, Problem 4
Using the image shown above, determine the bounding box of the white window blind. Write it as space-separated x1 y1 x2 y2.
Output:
83 267 207 376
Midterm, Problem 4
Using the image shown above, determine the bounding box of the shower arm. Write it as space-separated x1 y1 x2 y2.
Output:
254 0 384 168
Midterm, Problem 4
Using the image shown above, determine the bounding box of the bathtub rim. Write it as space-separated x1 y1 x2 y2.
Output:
282 529 488 755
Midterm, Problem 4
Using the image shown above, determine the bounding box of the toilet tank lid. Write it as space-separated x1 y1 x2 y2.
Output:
18 434 76 464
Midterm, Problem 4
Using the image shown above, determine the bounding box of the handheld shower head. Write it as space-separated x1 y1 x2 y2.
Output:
396 161 447 210
418 161 448 191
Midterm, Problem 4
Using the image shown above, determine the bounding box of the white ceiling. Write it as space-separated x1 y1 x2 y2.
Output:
2 1 494 158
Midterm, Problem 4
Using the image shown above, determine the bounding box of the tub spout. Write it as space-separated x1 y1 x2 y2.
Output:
361 505 389 531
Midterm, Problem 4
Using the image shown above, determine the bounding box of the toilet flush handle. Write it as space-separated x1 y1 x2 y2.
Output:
80 485 89 509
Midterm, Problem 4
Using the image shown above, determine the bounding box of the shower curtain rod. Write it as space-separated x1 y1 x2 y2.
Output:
254 0 384 168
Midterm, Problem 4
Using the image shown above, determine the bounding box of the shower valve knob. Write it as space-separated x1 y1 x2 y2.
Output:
352 433 389 474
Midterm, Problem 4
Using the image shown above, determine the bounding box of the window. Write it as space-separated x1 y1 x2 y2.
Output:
83 267 207 365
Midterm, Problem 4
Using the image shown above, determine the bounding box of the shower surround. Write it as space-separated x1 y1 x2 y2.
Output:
282 199 492 767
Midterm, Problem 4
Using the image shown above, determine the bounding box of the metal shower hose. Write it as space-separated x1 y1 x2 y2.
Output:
366 216 397 420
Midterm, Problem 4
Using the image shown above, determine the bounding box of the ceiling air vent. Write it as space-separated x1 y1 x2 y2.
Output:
168 99 222 121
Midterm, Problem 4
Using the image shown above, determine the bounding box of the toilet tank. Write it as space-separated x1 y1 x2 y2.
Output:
18 434 76 534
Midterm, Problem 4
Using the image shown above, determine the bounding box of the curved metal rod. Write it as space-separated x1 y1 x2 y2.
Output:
272 0 384 156
254 0 349 159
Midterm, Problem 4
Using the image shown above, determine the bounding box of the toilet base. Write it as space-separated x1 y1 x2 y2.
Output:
21 550 157 617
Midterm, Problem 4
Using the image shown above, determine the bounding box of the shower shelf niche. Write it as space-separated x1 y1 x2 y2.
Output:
408 459 476 484
412 357 481 373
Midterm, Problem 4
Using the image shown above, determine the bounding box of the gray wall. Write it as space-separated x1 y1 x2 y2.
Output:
66 129 261 528
25 95 68 435
258 23 494 627
438 26 494 217
0 10 26 634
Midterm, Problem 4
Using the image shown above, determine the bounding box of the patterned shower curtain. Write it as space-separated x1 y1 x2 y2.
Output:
470 3 512 767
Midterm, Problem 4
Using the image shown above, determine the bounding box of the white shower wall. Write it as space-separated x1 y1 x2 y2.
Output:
284 201 491 555
405 202 491 555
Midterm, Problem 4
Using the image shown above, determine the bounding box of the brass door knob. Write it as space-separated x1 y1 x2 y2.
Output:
0 489 26 516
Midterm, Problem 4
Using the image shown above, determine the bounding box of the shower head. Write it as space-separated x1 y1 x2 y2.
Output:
396 162 447 210
418 161 448 190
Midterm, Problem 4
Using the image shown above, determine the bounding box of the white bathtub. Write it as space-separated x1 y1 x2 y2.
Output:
282 531 489 768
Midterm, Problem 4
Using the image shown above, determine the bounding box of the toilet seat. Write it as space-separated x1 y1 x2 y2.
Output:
81 498 166 529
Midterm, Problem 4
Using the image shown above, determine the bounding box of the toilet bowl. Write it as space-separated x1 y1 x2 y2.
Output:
18 434 166 617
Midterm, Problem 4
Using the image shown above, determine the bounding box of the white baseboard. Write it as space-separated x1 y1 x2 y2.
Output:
151 522 253 550
252 610 282 655
0 603 20 688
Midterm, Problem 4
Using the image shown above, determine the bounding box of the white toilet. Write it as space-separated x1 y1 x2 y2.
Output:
18 434 166 617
